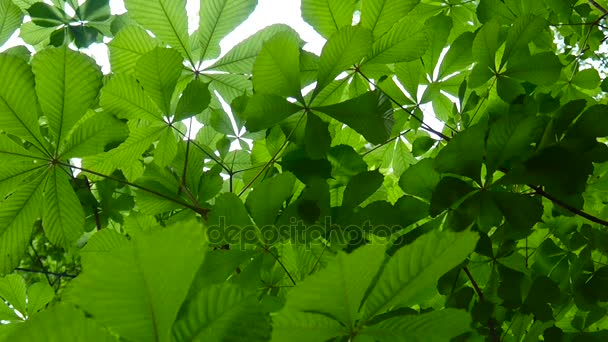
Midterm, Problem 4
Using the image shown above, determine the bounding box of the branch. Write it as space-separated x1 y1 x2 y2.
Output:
532 186 608 226
59 162 209 219
463 267 499 342
15 267 77 279
589 0 608 14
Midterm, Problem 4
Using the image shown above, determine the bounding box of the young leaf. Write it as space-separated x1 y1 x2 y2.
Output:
197 0 257 61
32 46 102 149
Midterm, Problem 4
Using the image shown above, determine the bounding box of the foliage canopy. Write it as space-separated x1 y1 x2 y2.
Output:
1 0 608 341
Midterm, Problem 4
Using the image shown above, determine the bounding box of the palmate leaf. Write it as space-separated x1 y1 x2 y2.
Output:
135 47 183 114
313 90 393 145
365 15 429 65
252 31 303 100
100 73 164 122
5 304 118 342
312 25 372 98
0 175 43 275
64 222 206 342
361 0 419 41
0 133 46 198
31 46 102 149
173 284 271 342
208 24 298 74
359 308 472 342
361 230 479 319
0 54 46 151
0 274 26 317
42 167 85 248
0 0 23 46
500 15 547 69
108 25 159 75
197 0 257 61
124 0 193 63
280 244 385 328
301 0 356 39
59 110 129 159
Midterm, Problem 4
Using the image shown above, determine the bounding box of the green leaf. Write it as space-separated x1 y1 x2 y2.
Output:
76 0 111 21
572 68 601 89
360 308 472 341
100 73 164 122
26 282 55 315
0 54 46 150
208 24 298 73
486 113 544 174
366 16 429 64
27 2 67 27
173 284 271 342
471 19 501 71
283 245 385 327
492 191 543 235
438 31 475 79
124 0 193 63
207 193 254 246
242 94 303 132
496 76 525 103
567 104 608 138
362 230 479 318
59 110 129 159
0 133 45 198
301 0 356 39
197 0 257 61
399 158 440 201
32 46 102 149
411 136 435 157
42 168 85 248
313 25 372 98
361 0 419 40
0 0 23 46
272 310 346 342
434 123 486 183
175 79 211 121
304 112 331 159
108 25 159 75
342 170 384 209
246 172 296 227
253 31 302 99
64 221 206 342
429 177 475 216
504 52 562 86
0 176 43 275
500 15 547 68
313 90 393 145
6 304 118 341
0 274 26 317
135 47 183 114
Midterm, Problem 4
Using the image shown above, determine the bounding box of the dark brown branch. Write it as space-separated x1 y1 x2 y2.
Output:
15 267 77 279
589 0 608 14
463 267 499 342
532 186 608 226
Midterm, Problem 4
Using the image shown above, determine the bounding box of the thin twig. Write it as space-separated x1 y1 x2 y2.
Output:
15 267 77 279
589 0 608 14
263 247 297 286
463 266 499 342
